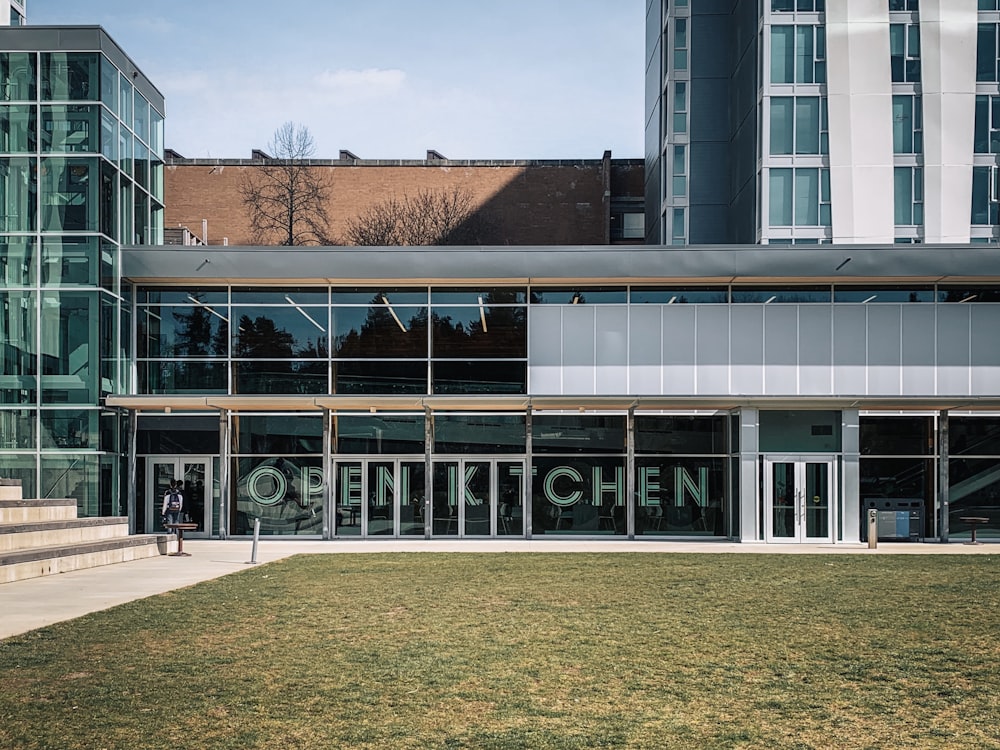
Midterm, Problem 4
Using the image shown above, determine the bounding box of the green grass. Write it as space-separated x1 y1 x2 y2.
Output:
1 553 998 749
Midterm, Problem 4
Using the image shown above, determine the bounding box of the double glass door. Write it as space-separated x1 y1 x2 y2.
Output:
333 458 525 538
763 456 836 543
146 456 213 537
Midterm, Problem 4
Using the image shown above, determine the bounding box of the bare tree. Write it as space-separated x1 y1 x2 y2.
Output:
239 122 332 245
343 187 497 246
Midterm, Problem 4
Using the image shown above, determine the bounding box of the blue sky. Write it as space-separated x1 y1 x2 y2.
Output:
30 1 645 160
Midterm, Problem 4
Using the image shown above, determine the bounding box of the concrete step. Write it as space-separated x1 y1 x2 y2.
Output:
0 479 23 501
0 498 79 524
0 535 175 584
0 517 130 553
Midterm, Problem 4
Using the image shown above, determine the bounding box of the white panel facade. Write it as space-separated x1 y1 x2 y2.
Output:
825 0 895 243
919 0 978 243
527 300 999 398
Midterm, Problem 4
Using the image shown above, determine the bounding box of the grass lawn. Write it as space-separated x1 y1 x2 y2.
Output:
1 553 998 749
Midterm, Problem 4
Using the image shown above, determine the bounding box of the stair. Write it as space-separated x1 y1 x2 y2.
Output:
0 479 175 584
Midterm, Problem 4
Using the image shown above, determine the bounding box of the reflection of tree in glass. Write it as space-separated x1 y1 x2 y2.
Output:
335 294 427 358
236 315 295 358
172 306 228 357
432 292 526 358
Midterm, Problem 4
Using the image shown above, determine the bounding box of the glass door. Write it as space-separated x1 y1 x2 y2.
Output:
145 456 213 537
763 456 835 543
333 458 425 538
432 459 526 537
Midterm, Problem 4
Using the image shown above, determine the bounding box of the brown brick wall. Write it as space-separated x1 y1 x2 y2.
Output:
164 159 642 246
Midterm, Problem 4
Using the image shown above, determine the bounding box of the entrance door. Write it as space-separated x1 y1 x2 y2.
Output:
432 459 526 537
146 456 213 537
763 456 836 543
332 458 425 538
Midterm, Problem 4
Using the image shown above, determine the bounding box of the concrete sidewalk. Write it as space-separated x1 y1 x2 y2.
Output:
1 538 994 641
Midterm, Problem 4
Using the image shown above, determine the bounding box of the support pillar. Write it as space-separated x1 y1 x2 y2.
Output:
626 407 635 539
322 408 331 540
127 409 137 535
218 408 229 539
424 408 433 540
524 409 533 539
939 410 949 542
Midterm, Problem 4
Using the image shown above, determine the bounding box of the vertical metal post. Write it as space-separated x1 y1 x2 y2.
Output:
626 406 635 539
218 408 229 539
247 517 260 564
524 407 533 539
938 410 949 543
322 408 331 540
127 409 137 534
424 407 433 539
867 509 878 549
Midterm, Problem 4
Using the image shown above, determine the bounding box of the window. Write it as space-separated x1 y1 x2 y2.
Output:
889 0 918 9
672 144 687 196
890 24 921 83
671 207 686 244
980 1 1000 13
673 81 688 134
769 168 831 226
770 96 828 155
674 19 688 71
972 166 999 225
978 24 999 83
771 26 826 84
894 167 923 226
975 95 1000 153
892 96 922 154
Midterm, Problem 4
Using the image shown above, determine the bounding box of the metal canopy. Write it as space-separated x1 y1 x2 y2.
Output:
105 394 1000 413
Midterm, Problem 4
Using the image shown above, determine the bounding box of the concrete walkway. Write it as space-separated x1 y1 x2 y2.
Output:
0 538 994 641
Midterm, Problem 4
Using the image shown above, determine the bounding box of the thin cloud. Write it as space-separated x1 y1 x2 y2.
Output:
126 16 176 34
313 68 406 97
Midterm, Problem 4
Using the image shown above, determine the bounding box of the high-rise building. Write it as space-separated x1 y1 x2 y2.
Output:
0 26 164 513
646 0 992 246
0 1 25 27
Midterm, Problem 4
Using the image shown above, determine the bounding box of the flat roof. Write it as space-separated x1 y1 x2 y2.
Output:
121 244 1000 285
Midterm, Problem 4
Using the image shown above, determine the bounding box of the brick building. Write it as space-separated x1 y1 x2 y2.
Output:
164 149 645 246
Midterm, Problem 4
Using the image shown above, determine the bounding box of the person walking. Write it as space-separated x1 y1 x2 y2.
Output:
161 480 184 528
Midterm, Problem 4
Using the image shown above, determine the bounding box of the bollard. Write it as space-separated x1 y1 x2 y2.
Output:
246 517 261 564
867 508 878 549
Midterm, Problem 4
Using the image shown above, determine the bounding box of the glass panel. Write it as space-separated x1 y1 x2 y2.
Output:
334 461 362 536
895 167 913 224
118 73 131 129
331 305 427 358
233 307 328 358
1 52 36 101
41 105 99 152
769 168 793 226
498 462 524 536
770 97 794 155
530 287 627 304
181 461 207 533
635 457 727 536
432 361 526 394
364 460 394 535
635 415 728 454
949 458 1000 540
39 407 98 449
400 461 425 536
40 157 98 232
0 408 34 448
233 361 327 394
234 456 323 536
434 414 526 454
335 415 425 454
133 91 149 145
430 287 526 304
0 104 36 152
795 97 820 154
0 157 37 232
759 411 841 452
861 416 933 455
42 453 99 516
138 303 229 358
0 237 34 286
630 287 729 304
795 26 815 83
730 286 830 303
772 462 796 538
771 26 794 83
804 462 829 538
532 415 626 454
531 456 625 535
137 415 219 454
100 57 117 112
431 305 526 358
235 414 322 455
834 286 934 303
134 140 149 191
150 110 164 157
0 290 36 403
41 53 99 101
40 291 98 405
0 453 36 497
463 461 491 536
794 168 819 225
432 461 460 536
41 236 99 287
950 417 1000 456
333 360 426 394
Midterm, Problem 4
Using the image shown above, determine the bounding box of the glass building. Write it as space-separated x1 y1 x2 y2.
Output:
646 0 991 245
0 27 165 515
104 245 1000 545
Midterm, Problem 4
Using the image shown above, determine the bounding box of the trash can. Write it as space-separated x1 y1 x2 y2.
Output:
861 498 923 541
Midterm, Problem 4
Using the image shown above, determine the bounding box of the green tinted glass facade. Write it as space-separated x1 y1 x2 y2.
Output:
0 30 164 514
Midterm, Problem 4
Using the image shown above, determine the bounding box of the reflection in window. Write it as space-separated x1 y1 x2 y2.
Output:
890 23 921 82
531 456 626 536
333 360 426 394
434 414 526 454
635 457 727 536
431 306 526 358
833 287 934 303
41 53 99 101
630 287 729 304
432 361 526 394
233 361 328 394
530 287 627 304
731 286 831 303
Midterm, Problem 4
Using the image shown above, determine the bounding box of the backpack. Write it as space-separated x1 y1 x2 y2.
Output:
166 490 182 511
